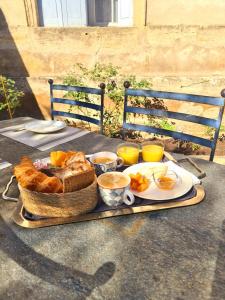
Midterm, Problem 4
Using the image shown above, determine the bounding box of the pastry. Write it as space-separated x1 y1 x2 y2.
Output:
14 157 63 193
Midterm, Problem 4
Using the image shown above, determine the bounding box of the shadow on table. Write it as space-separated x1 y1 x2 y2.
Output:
0 215 115 299
210 219 225 298
0 9 43 120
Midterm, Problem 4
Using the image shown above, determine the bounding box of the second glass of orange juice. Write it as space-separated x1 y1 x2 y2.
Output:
142 141 164 162
117 143 140 165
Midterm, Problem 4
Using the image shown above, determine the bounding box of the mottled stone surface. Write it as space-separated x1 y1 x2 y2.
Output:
1 119 225 299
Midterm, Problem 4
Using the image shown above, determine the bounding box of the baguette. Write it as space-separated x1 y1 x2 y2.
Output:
52 160 95 193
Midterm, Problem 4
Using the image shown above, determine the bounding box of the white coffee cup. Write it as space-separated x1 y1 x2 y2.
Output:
97 172 135 207
90 151 124 173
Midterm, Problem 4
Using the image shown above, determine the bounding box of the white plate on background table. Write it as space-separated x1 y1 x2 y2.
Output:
24 120 66 133
123 162 193 201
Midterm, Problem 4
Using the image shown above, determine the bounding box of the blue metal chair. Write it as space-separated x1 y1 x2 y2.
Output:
122 81 225 161
48 79 105 134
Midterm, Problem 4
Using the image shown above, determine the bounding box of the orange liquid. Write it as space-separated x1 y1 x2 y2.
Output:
93 157 113 164
157 176 175 190
117 146 139 165
142 145 164 162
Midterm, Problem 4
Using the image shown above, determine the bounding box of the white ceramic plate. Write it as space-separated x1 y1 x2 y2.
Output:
25 120 66 133
123 162 193 201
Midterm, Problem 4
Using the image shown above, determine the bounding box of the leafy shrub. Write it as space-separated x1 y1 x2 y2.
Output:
205 125 225 141
63 63 175 138
0 76 24 119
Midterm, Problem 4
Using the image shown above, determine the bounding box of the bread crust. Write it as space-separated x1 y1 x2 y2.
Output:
52 154 95 193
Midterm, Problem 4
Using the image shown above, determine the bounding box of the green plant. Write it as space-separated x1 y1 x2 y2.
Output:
157 119 176 131
0 76 24 119
63 63 121 135
205 125 225 141
175 140 200 154
63 63 173 138
220 125 225 131
190 143 200 151
219 125 225 141
205 126 214 139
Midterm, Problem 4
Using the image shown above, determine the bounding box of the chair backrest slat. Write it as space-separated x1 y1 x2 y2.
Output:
126 88 225 106
53 97 102 111
123 82 225 161
125 106 219 128
52 84 103 95
123 123 213 148
49 80 105 134
52 111 101 126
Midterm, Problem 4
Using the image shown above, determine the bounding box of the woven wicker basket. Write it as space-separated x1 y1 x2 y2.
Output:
18 176 98 218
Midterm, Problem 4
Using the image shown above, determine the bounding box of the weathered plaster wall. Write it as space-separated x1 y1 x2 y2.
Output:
0 0 27 26
148 0 225 26
2 26 225 78
1 25 225 121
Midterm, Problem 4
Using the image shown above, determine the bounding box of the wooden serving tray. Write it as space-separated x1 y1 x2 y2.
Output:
12 185 205 228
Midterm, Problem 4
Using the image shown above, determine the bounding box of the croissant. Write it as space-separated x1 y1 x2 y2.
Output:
14 157 63 193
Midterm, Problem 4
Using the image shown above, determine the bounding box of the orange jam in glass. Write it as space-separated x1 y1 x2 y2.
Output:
156 176 176 190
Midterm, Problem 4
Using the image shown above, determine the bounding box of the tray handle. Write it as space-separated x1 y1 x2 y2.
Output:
2 175 19 202
176 157 206 179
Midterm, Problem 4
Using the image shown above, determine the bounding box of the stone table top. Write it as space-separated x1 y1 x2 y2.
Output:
1 118 225 300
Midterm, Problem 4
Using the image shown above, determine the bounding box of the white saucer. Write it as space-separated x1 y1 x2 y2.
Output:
25 120 66 133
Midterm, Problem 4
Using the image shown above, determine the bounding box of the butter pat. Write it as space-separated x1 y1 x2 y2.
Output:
139 164 168 179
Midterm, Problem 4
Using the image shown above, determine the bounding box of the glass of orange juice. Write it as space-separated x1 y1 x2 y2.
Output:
142 141 164 162
117 143 140 165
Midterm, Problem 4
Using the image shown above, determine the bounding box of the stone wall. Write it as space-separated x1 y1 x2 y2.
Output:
1 25 225 119
148 0 225 26
2 25 225 78
0 0 27 26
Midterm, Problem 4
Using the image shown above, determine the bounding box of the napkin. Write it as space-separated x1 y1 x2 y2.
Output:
0 159 11 170
165 161 201 185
